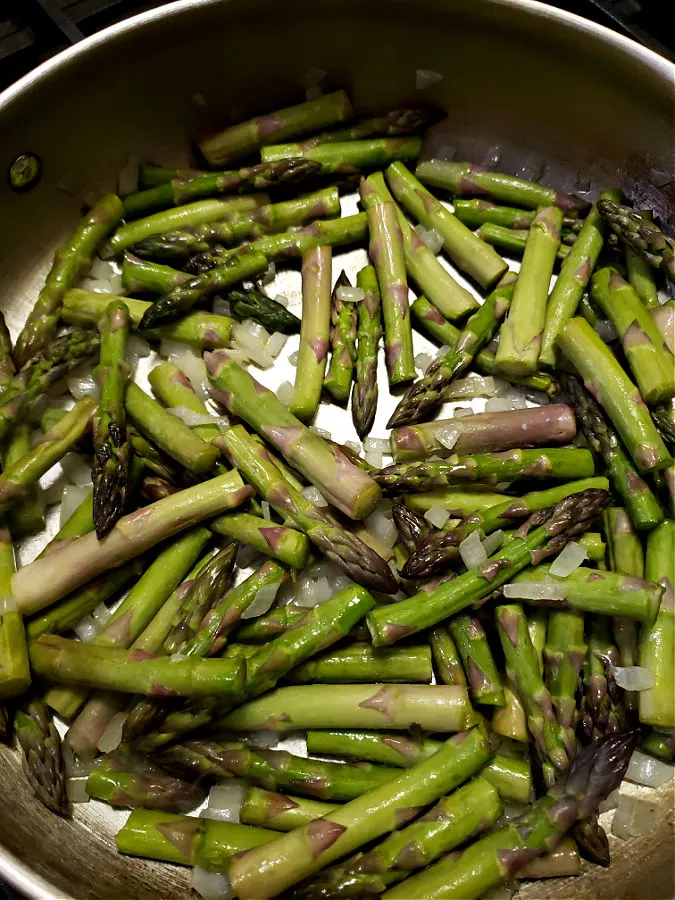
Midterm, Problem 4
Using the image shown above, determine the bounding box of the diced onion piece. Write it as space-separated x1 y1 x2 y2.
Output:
416 69 443 89
159 339 187 362
243 730 277 749
61 453 93 487
424 505 450 529
481 530 504 557
365 504 398 548
503 578 568 602
276 381 294 406
598 788 620 813
414 352 433 372
91 602 111 626
207 781 246 822
212 297 231 317
66 777 90 804
414 225 443 254
67 368 100 401
274 294 290 308
436 427 460 451
459 529 488 568
613 666 655 691
288 350 299 366
612 795 635 839
117 156 139 197
91 258 116 280
78 277 111 294
302 485 328 507
345 440 361 455
485 397 520 413
97 712 128 753
549 541 587 577
594 320 618 342
266 332 288 358
612 794 660 839
176 351 210 400
191 867 234 900
109 275 125 295
127 335 152 368
444 374 496 400
167 406 219 428
336 286 365 303
241 582 281 620
435 344 453 359
364 437 389 469
73 615 98 642
0 595 18 615
625 749 674 787
453 406 475 418
63 745 94 778
261 501 271 521
294 575 332 608
310 426 332 440
60 485 91 527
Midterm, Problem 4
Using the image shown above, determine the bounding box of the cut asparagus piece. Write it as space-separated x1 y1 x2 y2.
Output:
228 288 301 334
449 614 505 706
597 196 675 279
323 271 358 404
261 137 422 173
239 787 337 832
477 223 570 260
625 212 660 308
453 199 583 230
14 700 67 816
351 265 382 438
2 424 45 537
122 254 190 295
295 107 441 148
210 511 309 569
287 642 432 684
0 528 30 700
430 627 467 686
86 754 205 812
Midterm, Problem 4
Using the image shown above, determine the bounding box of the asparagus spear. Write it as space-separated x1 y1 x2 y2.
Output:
12 471 250 614
137 252 268 330
210 511 309 568
86 754 205 812
232 606 307 642
389 274 515 426
362 172 478 321
651 299 675 357
147 361 221 442
404 488 509 517
415 160 589 212
375 448 595 493
369 487 610 644
130 187 339 259
122 254 191 295
240 787 337 831
295 108 441 147
492 685 530 744
0 397 96 518
557 318 672 473
292 777 502 900
2 425 45 537
540 191 621 367
360 179 416 386
384 731 636 899
261 137 422 173
198 90 353 166
386 162 507 289
651 400 675 449
289 246 332 420
0 311 15 389
13 194 124 367
625 212 660 308
0 527 30 699
639 519 675 728
450 615 504 706
543 609 586 749
597 197 675 278
227 727 489 899
641 728 675 761
579 617 624 743
351 265 382 438
528 608 548 675
453 199 583 230
288 643 432 684
227 288 301 334
390 403 577 462
430 627 467 686
14 700 68 816
205 352 381 520
495 207 563 376
392 501 431 553
476 223 571 260
323 271 358 404
563 373 663 530
0 328 100 443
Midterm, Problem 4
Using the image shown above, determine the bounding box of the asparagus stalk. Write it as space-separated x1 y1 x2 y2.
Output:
0 397 96 517
232 606 308 642
360 179 416 386
0 527 30 699
476 223 571 260
404 488 509 517
121 254 191 295
13 194 124 367
651 300 675 356
12 471 250 613
384 731 636 899
625 213 660 308
544 609 586 746
597 197 675 278
288 642 432 684
228 289 301 334
210 511 309 568
389 274 515 426
227 727 490 899
92 299 132 538
289 246 332 419
370 487 610 643
386 162 507 289
540 191 621 366
449 614 504 706
216 425 394 591
198 90 353 166
557 318 672 473
205 352 381 520
323 271 358 404
495 207 563 376
2 425 45 537
240 787 337 832
651 400 675 449
430 627 467 686
639 519 675 727
295 107 441 147
261 136 422 172
147 361 221 442
62 289 233 349
579 617 624 743
14 700 68 815
563 373 663 530
453 199 583 230
0 312 15 389
375 448 595 493
528 608 548 675
390 403 577 462
86 754 205 812
351 265 382 438
641 728 675 761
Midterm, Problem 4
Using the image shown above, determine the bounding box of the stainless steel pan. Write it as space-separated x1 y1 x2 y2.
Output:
0 1 673 896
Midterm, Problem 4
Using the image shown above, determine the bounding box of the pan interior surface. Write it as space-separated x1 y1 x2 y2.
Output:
0 1 673 898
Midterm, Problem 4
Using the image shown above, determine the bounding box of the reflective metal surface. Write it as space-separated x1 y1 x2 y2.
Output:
0 0 673 897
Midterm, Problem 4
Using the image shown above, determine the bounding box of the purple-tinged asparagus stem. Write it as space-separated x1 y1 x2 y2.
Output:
544 610 586 752
597 197 675 279
323 271 358 405
579 617 625 744
14 700 67 816
261 137 422 174
351 265 382 438
430 626 467 687
449 614 505 706
293 107 442 149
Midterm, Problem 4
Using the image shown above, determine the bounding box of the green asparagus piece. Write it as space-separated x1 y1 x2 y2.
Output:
492 685 530 744
557 318 672 472
449 615 504 706
288 642 432 684
386 162 507 289
14 700 67 815
0 397 96 517
292 777 502 900
232 606 307 642
544 609 586 744
2 425 45 537
0 312 15 389
227 726 490 899
540 191 621 367
563 373 663 530
453 199 583 230
198 90 353 166
384 731 636 899
597 197 675 279
13 193 124 367
625 213 660 308
130 187 338 259
476 223 571 260
639 519 675 728
289 245 332 419
641 728 675 761
652 300 675 357
351 265 382 438
206 353 381 520
388 274 515 426
210 511 309 568
86 754 205 812
0 328 100 443
360 179 416 385
369 487 610 643
240 786 337 832
295 108 441 148
430 627 467 686
0 527 30 699
579 617 624 743
390 403 577 463
228 288 301 334
261 136 421 173
578 531 606 562
375 448 595 493
652 399 675 449
495 207 563 376
147 361 221 442
323 271 358 404
415 160 589 212
122 254 191 295
528 608 548 675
